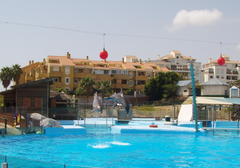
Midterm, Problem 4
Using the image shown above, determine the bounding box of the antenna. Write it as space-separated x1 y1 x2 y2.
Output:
220 42 222 56
103 33 105 50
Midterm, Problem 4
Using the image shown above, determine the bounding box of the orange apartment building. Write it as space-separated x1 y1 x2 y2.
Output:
19 52 169 93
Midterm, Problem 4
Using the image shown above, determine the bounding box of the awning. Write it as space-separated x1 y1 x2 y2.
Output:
183 97 240 105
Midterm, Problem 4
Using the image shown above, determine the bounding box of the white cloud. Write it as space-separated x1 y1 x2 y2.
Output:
167 9 223 32
237 43 240 50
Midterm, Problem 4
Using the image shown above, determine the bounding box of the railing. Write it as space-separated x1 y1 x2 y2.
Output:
0 154 83 168
0 117 7 135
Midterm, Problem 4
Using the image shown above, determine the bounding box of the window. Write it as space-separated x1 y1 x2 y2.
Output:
221 69 224 74
104 70 109 75
53 78 58 82
129 80 133 87
53 67 59 72
210 76 213 78
83 69 89 73
94 70 104 74
65 77 70 85
122 80 127 84
34 98 42 108
111 79 116 84
147 72 151 77
74 69 79 73
22 98 31 108
216 76 219 78
111 70 128 75
184 90 187 92
129 72 133 78
65 67 70 75
74 78 79 84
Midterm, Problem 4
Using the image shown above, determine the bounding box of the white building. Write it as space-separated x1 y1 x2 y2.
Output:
145 50 202 83
176 80 192 97
124 55 138 63
202 55 240 83
200 78 230 96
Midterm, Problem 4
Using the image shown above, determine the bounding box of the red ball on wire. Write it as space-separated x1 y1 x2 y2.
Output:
217 56 225 66
99 49 108 60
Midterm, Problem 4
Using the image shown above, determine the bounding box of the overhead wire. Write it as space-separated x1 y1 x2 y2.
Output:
0 21 238 45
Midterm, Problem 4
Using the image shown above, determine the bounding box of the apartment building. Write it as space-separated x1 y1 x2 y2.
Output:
202 55 240 83
144 50 202 83
19 52 169 93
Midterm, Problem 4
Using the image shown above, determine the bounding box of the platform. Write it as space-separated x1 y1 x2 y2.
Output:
111 125 206 134
44 125 86 135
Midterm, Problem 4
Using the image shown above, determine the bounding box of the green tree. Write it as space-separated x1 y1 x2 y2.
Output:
230 80 240 88
0 95 3 106
96 80 112 97
0 66 13 90
11 64 23 85
124 88 135 95
75 76 95 103
143 71 180 101
54 87 67 93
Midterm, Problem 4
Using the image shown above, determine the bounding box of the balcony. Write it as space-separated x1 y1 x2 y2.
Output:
226 70 238 75
111 84 130 89
135 84 144 90
74 73 95 78
49 71 63 77
135 75 149 80
25 75 33 81
53 82 63 87
111 74 130 80
35 73 48 79
95 74 113 80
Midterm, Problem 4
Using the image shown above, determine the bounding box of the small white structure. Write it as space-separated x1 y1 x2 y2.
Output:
124 55 138 62
176 80 192 97
229 86 239 98
200 78 230 96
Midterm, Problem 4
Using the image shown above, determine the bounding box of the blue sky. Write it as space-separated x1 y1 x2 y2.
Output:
0 0 240 91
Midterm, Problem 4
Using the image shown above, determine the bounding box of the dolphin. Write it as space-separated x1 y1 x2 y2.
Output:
92 92 103 113
105 89 130 114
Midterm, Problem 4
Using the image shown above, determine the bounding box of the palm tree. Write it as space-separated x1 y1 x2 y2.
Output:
0 66 13 90
11 64 23 85
96 80 112 97
75 76 95 103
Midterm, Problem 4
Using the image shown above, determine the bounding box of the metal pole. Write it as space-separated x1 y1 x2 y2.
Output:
190 60 198 132
84 104 86 126
41 97 43 115
4 119 7 134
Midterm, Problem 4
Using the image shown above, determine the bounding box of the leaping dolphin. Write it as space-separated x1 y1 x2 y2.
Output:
92 92 103 113
105 89 130 114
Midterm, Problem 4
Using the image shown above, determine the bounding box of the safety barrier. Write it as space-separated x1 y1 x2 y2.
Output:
0 154 84 168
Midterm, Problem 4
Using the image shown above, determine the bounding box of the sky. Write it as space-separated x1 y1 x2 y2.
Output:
0 0 240 91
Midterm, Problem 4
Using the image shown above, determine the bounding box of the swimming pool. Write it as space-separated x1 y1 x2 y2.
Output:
1 125 240 167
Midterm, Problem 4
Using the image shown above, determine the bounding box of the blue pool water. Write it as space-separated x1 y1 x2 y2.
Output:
1 125 240 167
